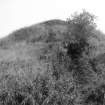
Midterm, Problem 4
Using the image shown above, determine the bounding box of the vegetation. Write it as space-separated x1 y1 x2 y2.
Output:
0 10 105 105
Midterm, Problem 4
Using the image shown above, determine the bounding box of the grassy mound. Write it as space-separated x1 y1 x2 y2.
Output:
0 11 105 105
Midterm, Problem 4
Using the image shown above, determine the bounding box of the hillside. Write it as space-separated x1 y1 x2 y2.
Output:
0 12 105 105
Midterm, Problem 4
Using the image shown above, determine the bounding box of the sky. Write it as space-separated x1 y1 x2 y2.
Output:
0 0 105 38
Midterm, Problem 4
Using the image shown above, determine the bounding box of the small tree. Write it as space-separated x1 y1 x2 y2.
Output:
66 10 96 61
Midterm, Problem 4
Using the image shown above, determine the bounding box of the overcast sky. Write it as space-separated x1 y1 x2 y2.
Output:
0 0 105 38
